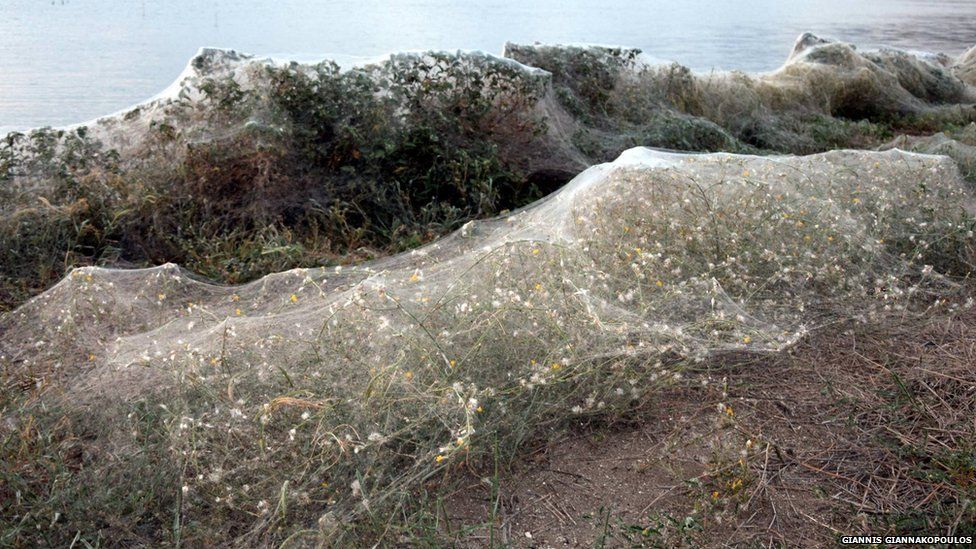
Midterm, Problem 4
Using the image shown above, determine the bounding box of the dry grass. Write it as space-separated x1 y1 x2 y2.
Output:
444 303 976 547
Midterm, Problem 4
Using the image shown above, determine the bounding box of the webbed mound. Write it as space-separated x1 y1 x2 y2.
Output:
4 35 976 312
880 122 976 182
3 148 973 546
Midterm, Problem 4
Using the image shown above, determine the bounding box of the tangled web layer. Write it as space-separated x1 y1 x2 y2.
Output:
2 148 975 544
7 33 976 319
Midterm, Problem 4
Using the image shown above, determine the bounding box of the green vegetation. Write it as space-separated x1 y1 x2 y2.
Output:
0 53 556 312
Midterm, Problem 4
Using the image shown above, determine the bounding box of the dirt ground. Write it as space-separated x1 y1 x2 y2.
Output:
443 307 976 547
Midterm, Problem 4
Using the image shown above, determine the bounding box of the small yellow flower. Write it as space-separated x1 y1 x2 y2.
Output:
456 437 465 446
534 283 542 291
712 491 720 499
742 170 750 178
409 273 420 282
235 308 242 316
435 455 445 463
726 406 735 417
290 294 299 303
742 336 751 344
476 406 484 413
852 197 861 204
84 274 93 282
532 248 540 255
157 293 166 301
231 294 240 302
210 357 218 365
827 236 834 242
655 280 664 288
404 371 414 380
88 353 96 361
551 363 561 371
449 360 456 368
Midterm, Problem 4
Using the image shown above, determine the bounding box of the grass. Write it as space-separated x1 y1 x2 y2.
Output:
438 302 976 546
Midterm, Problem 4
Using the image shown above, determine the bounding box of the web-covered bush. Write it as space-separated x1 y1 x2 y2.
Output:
2 148 974 546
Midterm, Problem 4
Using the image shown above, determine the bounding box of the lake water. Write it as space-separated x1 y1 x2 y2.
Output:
2 0 976 134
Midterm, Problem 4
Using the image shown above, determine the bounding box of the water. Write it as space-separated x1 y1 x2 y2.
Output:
2 0 976 134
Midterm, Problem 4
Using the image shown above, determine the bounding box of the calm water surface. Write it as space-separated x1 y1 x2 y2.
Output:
2 0 976 133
